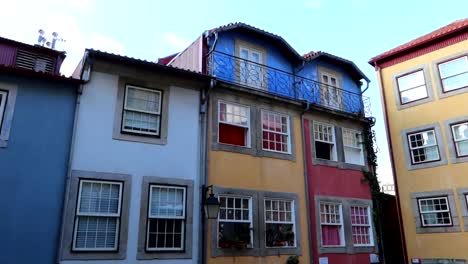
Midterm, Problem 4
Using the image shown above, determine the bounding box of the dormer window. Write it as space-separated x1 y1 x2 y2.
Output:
15 50 55 73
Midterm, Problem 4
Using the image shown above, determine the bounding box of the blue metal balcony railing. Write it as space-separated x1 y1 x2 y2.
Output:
208 51 371 117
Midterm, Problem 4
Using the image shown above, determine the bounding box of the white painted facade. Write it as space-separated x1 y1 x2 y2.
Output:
63 71 201 264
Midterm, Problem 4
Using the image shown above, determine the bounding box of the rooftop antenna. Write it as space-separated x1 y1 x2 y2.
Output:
37 29 46 46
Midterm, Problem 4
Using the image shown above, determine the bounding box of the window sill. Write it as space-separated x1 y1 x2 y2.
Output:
312 158 367 171
112 131 167 145
416 225 461 234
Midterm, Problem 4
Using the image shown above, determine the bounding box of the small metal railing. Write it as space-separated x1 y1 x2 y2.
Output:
207 51 371 117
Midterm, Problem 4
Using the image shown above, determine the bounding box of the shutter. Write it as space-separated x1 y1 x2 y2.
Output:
15 50 55 73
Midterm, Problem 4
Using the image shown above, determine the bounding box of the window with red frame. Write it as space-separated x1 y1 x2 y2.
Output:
218 101 250 147
261 111 290 153
350 206 373 246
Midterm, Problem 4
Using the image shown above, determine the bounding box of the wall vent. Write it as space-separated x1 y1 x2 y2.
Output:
15 50 55 73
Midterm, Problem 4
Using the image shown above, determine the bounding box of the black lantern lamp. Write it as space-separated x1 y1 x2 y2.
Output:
203 185 221 219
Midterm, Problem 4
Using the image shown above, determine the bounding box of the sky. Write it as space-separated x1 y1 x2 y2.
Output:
1 0 467 185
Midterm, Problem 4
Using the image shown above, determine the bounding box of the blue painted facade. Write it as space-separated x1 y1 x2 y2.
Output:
0 74 77 264
208 28 366 114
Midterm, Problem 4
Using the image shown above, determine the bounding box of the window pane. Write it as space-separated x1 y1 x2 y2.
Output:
219 102 249 126
456 140 468 156
262 111 289 153
439 56 468 79
419 197 452 227
219 123 247 147
147 219 184 250
400 85 428 103
321 225 341 246
126 87 161 113
79 181 121 215
453 123 468 141
442 72 468 92
398 71 425 92
75 216 118 250
149 186 185 218
123 110 160 134
266 223 295 247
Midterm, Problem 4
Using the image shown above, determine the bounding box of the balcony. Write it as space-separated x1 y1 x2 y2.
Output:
207 51 371 117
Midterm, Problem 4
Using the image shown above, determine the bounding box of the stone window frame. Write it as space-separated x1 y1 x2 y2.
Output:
113 76 170 145
456 188 468 232
411 190 461 234
211 93 296 161
59 170 132 260
137 176 194 260
0 82 18 148
210 186 301 257
392 64 435 110
401 122 448 171
309 116 368 171
314 196 377 254
432 49 468 99
420 259 467 264
444 115 468 164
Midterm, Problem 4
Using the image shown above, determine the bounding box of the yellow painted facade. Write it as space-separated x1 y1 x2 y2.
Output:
206 101 310 264
379 39 468 261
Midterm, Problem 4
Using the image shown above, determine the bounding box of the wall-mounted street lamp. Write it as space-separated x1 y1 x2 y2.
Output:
203 185 220 219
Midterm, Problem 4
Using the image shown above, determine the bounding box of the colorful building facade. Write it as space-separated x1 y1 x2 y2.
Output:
0 37 80 264
171 23 377 264
370 19 468 264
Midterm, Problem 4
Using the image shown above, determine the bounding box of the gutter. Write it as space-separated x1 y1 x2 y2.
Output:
300 101 315 264
199 78 216 264
374 63 408 264
56 52 90 263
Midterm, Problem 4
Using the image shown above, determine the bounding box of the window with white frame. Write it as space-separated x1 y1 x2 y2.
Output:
122 85 162 136
451 122 468 157
314 122 336 161
350 206 373 246
343 128 364 165
218 196 253 249
397 70 428 104
418 197 452 227
264 199 295 248
73 180 123 251
146 185 186 251
261 110 290 153
218 101 250 147
438 56 468 92
407 129 440 164
319 203 344 247
0 90 7 129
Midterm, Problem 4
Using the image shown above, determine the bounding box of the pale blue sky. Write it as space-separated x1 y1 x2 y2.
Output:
1 0 467 184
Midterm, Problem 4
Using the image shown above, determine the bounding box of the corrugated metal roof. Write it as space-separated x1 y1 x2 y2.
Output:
85 49 212 79
0 64 82 84
369 18 468 64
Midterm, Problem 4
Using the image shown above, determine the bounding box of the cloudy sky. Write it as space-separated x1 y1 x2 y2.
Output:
1 0 467 185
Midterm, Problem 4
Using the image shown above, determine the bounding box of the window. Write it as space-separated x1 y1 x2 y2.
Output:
0 90 7 130
146 185 186 251
218 196 253 249
264 199 295 248
407 130 440 164
122 85 162 136
350 206 373 246
397 70 428 104
319 203 344 247
314 122 336 161
451 122 468 157
438 56 468 92
218 101 250 147
73 180 123 251
261 110 290 153
238 45 266 89
418 197 452 227
343 128 364 165
320 72 343 110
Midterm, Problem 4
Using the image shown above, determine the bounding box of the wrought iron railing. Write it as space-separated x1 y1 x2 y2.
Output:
207 51 371 117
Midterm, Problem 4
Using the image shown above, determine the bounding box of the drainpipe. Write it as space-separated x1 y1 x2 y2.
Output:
361 78 370 94
56 53 90 263
374 63 408 264
199 78 216 264
300 101 315 264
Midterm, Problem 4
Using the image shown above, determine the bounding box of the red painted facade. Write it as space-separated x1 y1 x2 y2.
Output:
303 118 373 264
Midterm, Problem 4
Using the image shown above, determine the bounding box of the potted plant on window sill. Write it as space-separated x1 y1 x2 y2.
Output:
286 255 299 264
